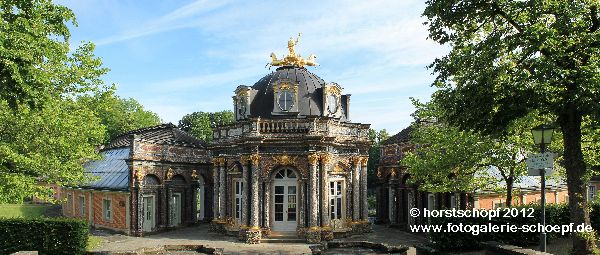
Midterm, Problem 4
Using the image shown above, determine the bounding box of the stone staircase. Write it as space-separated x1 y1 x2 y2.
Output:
261 231 305 243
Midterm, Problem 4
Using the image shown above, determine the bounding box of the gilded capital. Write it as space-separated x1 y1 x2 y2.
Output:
307 153 319 165
351 156 361 165
360 156 369 166
191 170 198 180
250 153 261 166
212 157 226 167
320 153 333 165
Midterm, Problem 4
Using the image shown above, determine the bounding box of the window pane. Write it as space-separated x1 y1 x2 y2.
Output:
275 186 284 194
275 195 283 203
288 186 296 194
275 212 283 221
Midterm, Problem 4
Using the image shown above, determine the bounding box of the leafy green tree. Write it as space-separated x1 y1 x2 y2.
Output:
0 0 113 203
178 111 234 142
423 0 599 252
367 128 389 191
79 88 162 143
401 101 559 207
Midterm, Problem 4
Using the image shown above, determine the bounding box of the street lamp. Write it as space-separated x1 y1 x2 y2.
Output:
530 124 555 252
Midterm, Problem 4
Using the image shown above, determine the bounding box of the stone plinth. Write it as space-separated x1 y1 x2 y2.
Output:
305 227 322 243
244 227 262 244
321 226 334 241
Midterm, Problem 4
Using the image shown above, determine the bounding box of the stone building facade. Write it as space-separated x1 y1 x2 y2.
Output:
209 39 372 244
62 124 212 236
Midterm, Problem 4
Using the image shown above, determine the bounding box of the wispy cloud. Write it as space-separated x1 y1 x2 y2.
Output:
95 0 231 45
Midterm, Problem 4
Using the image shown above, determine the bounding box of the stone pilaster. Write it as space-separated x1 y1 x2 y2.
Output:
320 153 333 241
360 157 369 221
352 156 361 221
247 153 261 244
306 153 321 243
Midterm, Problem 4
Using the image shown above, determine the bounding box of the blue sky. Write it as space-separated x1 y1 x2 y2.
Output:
60 0 448 135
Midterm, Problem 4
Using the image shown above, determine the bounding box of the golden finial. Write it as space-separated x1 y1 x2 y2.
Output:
267 33 319 69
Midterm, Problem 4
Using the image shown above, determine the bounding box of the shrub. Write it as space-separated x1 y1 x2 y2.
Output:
428 203 598 252
0 217 89 255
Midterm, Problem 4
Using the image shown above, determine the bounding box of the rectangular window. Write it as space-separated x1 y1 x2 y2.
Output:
493 200 504 209
79 196 85 216
67 193 72 212
589 185 596 201
103 199 112 221
234 180 243 222
329 180 343 220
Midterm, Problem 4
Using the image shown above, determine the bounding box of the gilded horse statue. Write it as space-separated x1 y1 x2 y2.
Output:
266 34 318 69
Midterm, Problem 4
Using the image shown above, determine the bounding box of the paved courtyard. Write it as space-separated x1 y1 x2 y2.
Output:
90 224 427 254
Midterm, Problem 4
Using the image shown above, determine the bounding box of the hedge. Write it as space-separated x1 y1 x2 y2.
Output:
428 202 600 251
0 217 89 255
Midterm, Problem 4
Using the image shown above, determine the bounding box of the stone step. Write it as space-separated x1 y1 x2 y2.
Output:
262 232 305 243
261 237 306 243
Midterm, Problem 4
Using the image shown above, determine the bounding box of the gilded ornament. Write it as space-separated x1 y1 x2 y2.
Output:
191 170 198 180
240 154 251 163
391 168 397 177
307 153 320 165
135 169 145 182
334 164 344 172
376 168 382 178
272 154 297 166
250 154 261 166
166 168 174 180
325 85 342 95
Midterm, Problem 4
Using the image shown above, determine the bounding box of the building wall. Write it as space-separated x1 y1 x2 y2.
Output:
475 189 569 210
62 188 130 233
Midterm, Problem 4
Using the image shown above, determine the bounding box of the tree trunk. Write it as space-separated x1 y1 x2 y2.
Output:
559 110 596 254
505 177 513 208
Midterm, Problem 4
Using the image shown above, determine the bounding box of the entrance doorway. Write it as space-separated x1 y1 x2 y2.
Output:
272 168 298 232
170 193 182 226
142 195 155 232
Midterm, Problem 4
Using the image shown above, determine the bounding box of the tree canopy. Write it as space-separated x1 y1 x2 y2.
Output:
78 88 162 143
423 0 598 252
178 111 234 142
367 128 389 191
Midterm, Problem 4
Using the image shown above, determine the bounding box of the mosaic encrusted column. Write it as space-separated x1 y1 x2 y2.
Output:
212 160 220 220
218 158 226 219
360 157 369 221
264 180 271 232
246 154 262 244
320 153 333 241
240 155 249 227
352 156 361 221
305 153 321 243
390 186 397 224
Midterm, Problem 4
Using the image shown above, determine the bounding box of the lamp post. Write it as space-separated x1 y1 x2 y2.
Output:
530 124 555 252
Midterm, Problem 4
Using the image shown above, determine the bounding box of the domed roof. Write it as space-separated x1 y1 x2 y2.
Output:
249 66 328 118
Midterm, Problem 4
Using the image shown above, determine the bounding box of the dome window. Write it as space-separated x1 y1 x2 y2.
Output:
278 91 294 111
327 94 338 113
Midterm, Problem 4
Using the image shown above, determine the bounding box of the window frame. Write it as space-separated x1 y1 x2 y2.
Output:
79 195 86 216
277 90 294 111
102 198 113 221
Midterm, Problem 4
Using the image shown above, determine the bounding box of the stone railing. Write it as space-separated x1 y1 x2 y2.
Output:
212 118 370 142
258 119 311 133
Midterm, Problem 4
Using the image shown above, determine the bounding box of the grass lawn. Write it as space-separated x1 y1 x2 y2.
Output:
0 204 49 218
87 235 103 251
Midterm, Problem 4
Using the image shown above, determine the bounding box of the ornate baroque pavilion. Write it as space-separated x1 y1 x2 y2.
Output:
210 36 372 243
61 37 373 244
